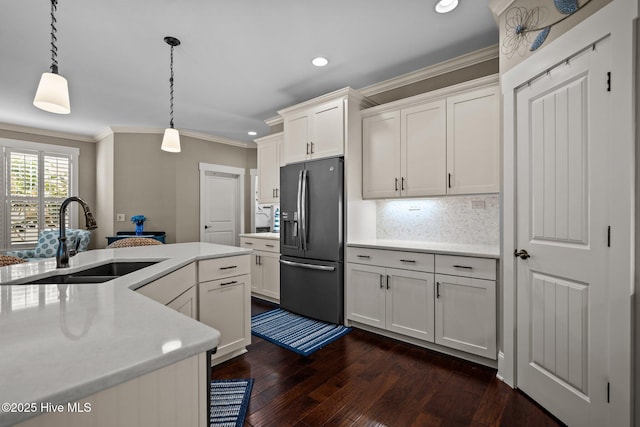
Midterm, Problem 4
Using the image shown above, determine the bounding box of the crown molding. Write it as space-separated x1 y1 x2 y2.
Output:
358 45 499 97
0 122 96 143
254 132 283 145
106 126 253 148
277 87 375 116
264 116 283 127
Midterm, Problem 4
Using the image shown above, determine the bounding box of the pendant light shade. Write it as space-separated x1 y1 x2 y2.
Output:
34 0 71 114
34 72 70 114
161 36 181 153
161 128 181 152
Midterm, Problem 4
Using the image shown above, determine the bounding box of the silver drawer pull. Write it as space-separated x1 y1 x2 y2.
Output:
220 280 237 286
357 255 370 259
219 265 237 270
266 244 275 248
244 242 253 245
400 259 416 263
453 265 473 269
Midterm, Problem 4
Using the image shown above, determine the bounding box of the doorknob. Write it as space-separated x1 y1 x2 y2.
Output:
204 225 210 229
514 249 530 260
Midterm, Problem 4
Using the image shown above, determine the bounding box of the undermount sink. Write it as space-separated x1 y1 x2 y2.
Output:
21 261 159 285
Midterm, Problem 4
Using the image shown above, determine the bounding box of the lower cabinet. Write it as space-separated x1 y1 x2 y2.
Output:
198 255 251 363
167 286 198 319
347 247 497 362
241 236 280 302
347 263 434 342
136 263 198 320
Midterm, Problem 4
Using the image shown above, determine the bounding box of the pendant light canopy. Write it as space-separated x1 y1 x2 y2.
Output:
161 36 181 153
34 0 70 114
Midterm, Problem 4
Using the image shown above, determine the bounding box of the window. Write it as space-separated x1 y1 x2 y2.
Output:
0 139 78 250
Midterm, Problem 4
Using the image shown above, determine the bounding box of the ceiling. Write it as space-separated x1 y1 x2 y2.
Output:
1 1 498 144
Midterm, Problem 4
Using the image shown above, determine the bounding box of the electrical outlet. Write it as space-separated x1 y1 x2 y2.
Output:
116 214 125 222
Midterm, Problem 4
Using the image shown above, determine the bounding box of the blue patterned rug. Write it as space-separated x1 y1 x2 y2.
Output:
210 378 253 427
251 308 351 356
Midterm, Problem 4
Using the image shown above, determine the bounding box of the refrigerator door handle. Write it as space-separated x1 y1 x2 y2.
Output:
280 259 335 271
296 170 303 248
300 169 308 251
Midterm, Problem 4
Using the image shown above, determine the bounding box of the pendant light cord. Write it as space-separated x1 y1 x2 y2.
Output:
49 0 59 74
169 44 175 129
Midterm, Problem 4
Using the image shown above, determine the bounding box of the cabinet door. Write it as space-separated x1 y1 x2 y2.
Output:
259 252 280 301
401 100 447 197
310 99 344 159
346 263 386 328
167 286 198 319
250 253 262 293
362 111 401 199
385 268 434 342
284 112 310 164
446 85 500 194
199 275 251 358
434 274 496 359
257 138 280 203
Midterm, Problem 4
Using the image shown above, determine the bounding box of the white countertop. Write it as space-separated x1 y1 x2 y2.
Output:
238 232 280 240
347 239 500 259
0 242 251 426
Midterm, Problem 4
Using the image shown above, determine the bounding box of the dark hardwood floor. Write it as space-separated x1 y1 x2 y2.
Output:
211 298 565 427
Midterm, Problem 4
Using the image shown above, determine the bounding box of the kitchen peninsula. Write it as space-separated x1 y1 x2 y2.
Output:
0 242 251 427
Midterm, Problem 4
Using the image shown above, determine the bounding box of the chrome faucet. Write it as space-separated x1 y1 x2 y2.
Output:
56 197 98 268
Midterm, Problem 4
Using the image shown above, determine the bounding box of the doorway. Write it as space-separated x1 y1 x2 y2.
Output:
199 163 245 246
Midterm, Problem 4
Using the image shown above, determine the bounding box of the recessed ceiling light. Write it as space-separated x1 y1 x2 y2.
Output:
248 131 257 136
435 0 458 13
312 57 329 67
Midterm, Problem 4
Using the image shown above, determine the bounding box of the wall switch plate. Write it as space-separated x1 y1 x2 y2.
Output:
471 200 486 209
116 214 125 222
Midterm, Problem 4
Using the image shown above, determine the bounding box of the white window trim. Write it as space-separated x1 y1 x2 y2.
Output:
0 138 79 250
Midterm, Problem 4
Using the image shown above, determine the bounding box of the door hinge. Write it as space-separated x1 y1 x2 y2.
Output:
607 226 611 247
607 72 611 92
607 382 610 403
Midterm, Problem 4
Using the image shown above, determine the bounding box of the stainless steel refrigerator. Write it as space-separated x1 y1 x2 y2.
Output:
279 156 344 324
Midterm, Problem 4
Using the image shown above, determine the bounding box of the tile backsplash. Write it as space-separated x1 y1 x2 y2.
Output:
376 195 500 246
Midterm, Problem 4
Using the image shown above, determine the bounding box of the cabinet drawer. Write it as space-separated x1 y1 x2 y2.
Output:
435 255 496 280
240 237 279 253
199 255 250 282
199 273 250 293
347 247 434 272
136 263 196 305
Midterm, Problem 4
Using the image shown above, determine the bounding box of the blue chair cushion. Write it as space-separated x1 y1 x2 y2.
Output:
6 229 92 260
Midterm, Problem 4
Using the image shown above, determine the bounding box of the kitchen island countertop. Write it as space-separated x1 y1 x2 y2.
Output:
0 242 250 426
347 239 499 259
238 232 280 240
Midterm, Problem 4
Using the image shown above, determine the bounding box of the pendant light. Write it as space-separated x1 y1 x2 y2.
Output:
33 0 71 114
161 36 181 153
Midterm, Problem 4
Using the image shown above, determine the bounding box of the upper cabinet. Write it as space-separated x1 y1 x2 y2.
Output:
255 132 284 204
362 76 499 199
279 88 375 164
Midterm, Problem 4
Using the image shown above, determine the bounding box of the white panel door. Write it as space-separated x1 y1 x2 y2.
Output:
515 38 610 427
401 99 447 197
202 171 239 246
362 111 401 199
386 268 434 342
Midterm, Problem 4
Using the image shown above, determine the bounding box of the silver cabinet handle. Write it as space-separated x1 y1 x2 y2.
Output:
448 173 452 188
266 244 275 248
436 282 440 298
453 265 473 269
386 275 390 290
310 142 314 153
244 241 253 245
379 274 384 289
401 177 405 191
400 259 416 263
219 265 237 270
357 255 370 259
395 177 399 191
257 255 261 266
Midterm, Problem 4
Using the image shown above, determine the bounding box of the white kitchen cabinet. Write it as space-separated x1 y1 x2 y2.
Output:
446 85 500 194
136 263 198 320
241 236 280 302
255 132 283 204
198 255 251 363
361 78 499 198
363 100 446 199
347 249 435 342
434 254 496 359
279 88 374 164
